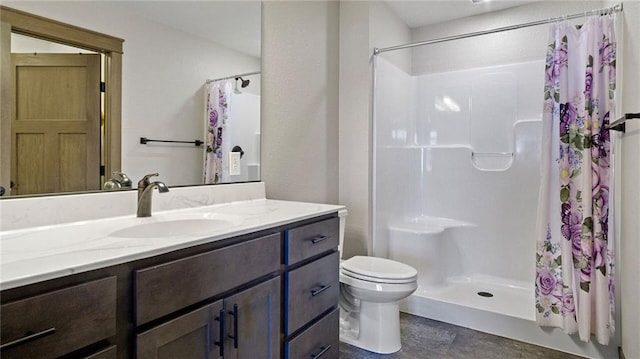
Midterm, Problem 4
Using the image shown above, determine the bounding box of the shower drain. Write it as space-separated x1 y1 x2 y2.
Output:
477 291 494 298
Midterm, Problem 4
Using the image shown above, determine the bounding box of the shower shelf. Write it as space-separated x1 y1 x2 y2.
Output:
471 152 513 157
471 151 514 171
388 216 475 235
378 145 472 150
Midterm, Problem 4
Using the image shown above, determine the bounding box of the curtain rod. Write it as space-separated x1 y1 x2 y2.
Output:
206 71 260 84
373 3 623 55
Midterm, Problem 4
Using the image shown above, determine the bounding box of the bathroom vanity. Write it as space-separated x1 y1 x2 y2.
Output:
0 185 343 359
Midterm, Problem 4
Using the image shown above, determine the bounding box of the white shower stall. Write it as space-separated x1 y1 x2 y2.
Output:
375 56 543 312
373 53 618 359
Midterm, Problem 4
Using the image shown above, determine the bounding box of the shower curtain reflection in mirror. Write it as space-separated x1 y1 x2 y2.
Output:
203 75 260 184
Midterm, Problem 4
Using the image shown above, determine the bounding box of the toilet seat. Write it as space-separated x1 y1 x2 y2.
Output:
340 269 416 284
339 272 418 301
341 256 417 284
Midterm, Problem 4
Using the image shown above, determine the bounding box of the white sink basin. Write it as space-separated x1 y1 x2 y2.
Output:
0 212 244 264
109 213 243 239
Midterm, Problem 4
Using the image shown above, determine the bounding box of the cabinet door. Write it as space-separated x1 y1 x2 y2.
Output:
224 277 281 359
137 301 224 359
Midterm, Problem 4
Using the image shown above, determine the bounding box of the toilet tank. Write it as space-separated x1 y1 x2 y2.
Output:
338 209 348 258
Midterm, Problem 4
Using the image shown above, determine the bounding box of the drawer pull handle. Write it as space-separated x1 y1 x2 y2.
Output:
310 235 328 244
228 304 239 349
214 309 225 357
310 345 332 359
311 284 331 297
0 327 56 351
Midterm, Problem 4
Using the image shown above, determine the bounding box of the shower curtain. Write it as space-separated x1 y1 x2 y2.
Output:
203 80 232 184
535 15 616 345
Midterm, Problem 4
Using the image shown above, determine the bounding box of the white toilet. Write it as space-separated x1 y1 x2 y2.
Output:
337 210 418 354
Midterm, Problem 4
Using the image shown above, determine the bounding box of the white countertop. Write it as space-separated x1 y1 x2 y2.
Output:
0 199 344 290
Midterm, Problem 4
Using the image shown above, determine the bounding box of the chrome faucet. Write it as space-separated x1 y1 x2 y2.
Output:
104 171 133 190
137 173 169 217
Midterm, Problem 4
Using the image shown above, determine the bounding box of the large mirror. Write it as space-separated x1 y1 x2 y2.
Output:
0 1 261 197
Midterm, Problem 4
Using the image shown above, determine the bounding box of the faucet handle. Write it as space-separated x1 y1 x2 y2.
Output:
138 173 159 187
112 172 133 187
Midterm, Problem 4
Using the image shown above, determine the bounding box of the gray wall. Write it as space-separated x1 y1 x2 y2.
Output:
261 0 409 258
338 1 372 258
338 1 412 258
261 1 339 204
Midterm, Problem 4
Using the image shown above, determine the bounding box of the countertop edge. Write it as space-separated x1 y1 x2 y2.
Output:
1 200 345 291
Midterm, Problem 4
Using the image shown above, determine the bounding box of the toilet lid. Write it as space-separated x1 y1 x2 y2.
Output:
340 256 417 282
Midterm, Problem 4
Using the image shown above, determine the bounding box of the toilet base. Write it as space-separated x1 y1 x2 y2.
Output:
339 301 402 354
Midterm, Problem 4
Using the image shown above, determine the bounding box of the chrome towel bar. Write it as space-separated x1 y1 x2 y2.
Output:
140 137 203 146
606 113 640 133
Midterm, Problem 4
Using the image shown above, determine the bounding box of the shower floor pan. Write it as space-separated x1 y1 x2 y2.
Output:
400 275 617 359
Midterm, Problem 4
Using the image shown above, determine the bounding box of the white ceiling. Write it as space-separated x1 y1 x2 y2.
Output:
107 0 537 58
385 0 540 29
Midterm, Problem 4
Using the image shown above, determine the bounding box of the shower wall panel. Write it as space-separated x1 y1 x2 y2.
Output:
374 58 545 283
373 56 416 257
228 92 261 182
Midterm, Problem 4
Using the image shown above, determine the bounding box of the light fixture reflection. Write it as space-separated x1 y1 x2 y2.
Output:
392 129 408 142
434 96 461 112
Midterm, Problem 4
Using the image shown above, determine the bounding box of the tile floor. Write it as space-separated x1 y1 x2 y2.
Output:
339 313 586 359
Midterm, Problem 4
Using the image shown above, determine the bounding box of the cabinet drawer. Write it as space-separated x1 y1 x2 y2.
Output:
286 217 339 265
0 276 117 359
286 252 339 335
135 233 281 325
286 308 339 359
84 345 117 359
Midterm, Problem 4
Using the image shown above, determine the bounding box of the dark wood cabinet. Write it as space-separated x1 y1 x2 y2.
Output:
286 308 339 359
1 212 339 359
0 276 116 359
84 345 118 359
284 219 340 359
137 301 224 359
135 233 281 325
285 252 339 335
286 217 339 266
224 277 281 359
137 277 280 359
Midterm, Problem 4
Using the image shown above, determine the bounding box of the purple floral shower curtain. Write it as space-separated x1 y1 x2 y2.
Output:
204 80 231 184
535 15 616 345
